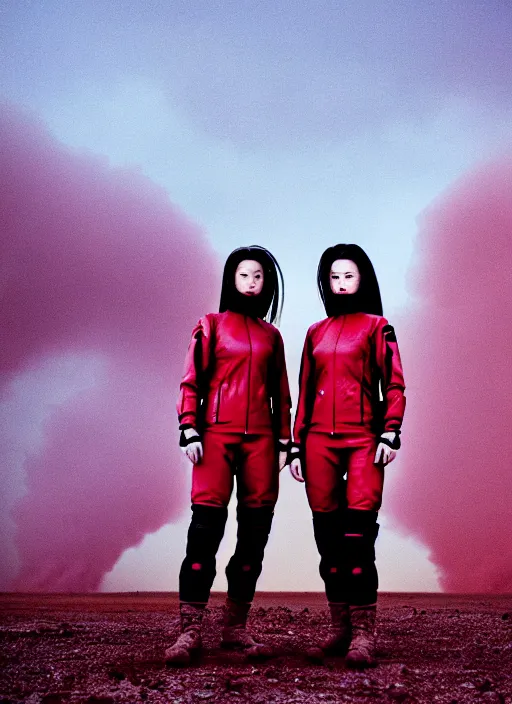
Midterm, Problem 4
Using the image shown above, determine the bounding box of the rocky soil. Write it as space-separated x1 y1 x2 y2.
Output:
1 593 511 704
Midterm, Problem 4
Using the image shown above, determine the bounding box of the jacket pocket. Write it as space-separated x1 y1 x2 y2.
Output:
207 379 225 424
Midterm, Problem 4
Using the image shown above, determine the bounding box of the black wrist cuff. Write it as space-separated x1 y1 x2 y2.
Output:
286 442 301 465
379 433 401 450
179 422 194 431
179 430 201 447
278 440 291 453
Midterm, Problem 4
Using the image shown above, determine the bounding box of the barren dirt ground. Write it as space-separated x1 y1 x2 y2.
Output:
1 592 511 704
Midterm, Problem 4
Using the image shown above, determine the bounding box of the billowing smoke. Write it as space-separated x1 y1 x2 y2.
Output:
387 157 512 592
0 103 219 591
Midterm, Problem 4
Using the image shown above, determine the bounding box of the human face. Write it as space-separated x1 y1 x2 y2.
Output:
235 259 264 296
330 259 361 294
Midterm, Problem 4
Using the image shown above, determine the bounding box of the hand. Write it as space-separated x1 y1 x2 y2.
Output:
374 431 398 466
181 427 203 464
185 440 203 464
290 457 305 483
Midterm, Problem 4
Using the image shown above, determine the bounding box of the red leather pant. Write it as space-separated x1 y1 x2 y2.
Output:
304 431 384 512
191 431 279 508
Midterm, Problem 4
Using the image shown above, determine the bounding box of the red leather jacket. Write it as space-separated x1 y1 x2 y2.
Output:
294 313 406 441
178 311 292 438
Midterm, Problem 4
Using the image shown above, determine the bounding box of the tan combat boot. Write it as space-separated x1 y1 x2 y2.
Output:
165 602 204 665
221 597 273 658
322 602 351 654
345 604 377 668
306 602 351 661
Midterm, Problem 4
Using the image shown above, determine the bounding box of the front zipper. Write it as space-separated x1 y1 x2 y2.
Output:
332 317 345 435
215 381 222 423
244 316 253 434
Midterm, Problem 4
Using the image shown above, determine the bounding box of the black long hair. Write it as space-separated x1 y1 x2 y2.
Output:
317 244 383 317
219 246 284 324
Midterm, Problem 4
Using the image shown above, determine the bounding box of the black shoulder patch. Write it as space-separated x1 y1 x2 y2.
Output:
382 325 396 342
193 330 204 376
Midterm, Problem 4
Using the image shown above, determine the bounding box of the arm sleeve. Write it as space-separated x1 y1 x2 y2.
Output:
373 318 406 433
271 330 292 439
176 315 214 429
293 331 315 443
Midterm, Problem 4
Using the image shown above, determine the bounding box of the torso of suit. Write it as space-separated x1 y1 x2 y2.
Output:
178 310 291 437
294 313 405 441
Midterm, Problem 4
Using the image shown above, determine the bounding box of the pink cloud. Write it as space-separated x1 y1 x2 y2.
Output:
1 103 220 591
387 157 512 592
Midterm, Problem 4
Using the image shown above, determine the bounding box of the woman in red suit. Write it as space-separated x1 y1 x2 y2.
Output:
289 244 406 668
165 246 292 664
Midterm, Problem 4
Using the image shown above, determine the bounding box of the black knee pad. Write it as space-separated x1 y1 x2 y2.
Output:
343 509 379 604
345 508 378 535
185 504 228 559
232 506 274 562
312 510 347 602
312 509 345 559
179 504 228 603
226 506 274 603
